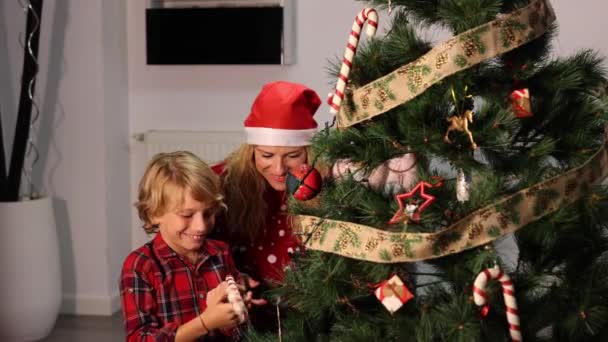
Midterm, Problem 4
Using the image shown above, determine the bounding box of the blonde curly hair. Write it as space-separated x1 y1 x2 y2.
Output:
136 151 225 234
221 144 319 241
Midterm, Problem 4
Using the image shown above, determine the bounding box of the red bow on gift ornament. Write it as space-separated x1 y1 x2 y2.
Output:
374 274 414 314
510 88 533 118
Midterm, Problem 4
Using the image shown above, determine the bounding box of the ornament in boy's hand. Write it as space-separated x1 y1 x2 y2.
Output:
226 276 248 324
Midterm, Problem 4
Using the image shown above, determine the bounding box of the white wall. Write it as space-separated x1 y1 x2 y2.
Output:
550 0 607 58
2 0 608 317
102 0 131 313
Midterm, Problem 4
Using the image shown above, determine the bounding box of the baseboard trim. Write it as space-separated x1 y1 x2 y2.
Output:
111 291 121 313
61 292 121 316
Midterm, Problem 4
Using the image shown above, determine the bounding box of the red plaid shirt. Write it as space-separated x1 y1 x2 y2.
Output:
120 233 240 341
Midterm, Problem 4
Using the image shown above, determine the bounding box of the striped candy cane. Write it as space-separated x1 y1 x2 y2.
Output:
473 265 522 342
226 276 248 324
328 8 379 114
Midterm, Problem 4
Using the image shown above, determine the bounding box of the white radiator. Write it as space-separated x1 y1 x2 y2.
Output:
130 130 244 248
134 130 244 164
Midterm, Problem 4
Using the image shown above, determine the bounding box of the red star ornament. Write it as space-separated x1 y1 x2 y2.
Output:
389 176 443 224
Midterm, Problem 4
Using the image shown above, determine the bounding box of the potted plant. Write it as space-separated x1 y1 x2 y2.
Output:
0 0 61 340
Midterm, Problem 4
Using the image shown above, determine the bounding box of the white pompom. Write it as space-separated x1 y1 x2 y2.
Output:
456 169 469 203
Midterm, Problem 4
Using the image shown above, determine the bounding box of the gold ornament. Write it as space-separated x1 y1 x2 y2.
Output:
444 92 478 150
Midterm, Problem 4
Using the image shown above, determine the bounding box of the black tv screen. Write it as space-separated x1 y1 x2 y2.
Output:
146 7 284 65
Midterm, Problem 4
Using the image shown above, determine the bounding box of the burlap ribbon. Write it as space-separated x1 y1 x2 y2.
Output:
293 134 608 263
337 0 556 127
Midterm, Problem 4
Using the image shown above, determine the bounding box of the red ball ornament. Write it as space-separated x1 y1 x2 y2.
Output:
286 164 322 201
480 304 490 319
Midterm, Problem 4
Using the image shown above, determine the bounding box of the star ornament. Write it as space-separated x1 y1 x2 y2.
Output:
388 176 444 224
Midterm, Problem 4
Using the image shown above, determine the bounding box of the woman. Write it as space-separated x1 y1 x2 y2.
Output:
213 81 322 285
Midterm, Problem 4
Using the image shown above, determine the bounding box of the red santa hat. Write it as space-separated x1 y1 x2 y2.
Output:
244 81 321 146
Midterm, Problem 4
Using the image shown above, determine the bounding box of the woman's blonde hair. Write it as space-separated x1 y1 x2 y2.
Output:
136 151 225 234
222 144 317 241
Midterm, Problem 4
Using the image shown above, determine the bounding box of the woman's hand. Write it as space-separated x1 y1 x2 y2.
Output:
237 274 268 308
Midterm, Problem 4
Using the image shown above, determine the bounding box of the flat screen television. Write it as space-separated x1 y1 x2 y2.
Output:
146 7 289 65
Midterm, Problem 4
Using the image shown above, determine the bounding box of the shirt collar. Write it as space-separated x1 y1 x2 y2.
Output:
152 233 220 263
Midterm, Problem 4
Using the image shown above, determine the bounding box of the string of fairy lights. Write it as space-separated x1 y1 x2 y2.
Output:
18 0 41 199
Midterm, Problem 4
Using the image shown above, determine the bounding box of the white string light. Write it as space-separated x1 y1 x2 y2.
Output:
17 0 42 200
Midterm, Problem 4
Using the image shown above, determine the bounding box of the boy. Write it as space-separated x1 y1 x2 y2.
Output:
121 151 244 341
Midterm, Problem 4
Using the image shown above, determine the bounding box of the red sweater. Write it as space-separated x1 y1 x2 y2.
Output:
212 163 301 284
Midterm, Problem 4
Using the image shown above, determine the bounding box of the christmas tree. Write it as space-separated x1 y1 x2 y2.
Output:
250 0 608 340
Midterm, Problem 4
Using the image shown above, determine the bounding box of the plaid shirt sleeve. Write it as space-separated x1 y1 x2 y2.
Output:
120 251 178 342
221 243 239 279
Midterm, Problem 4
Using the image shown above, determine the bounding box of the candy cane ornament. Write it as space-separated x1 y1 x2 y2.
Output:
226 276 248 324
473 265 522 342
328 8 379 114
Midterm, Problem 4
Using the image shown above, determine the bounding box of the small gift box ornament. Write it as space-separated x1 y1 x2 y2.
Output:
374 275 414 314
509 88 533 118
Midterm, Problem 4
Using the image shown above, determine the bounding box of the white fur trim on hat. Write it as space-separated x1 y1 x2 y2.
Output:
245 127 316 146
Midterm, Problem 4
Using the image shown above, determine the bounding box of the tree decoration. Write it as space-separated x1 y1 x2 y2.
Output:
444 88 478 150
389 176 444 224
332 153 417 194
334 0 555 127
294 138 608 263
374 274 413 314
225 276 248 324
510 88 533 118
328 8 378 114
473 265 521 342
286 164 322 201
456 169 470 203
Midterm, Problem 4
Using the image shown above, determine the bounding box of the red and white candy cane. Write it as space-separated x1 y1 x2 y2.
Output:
473 265 522 342
328 8 379 114
226 276 248 324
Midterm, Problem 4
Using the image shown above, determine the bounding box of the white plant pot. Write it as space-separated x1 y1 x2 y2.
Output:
0 197 61 341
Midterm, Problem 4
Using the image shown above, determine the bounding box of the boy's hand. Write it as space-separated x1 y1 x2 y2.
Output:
237 274 268 308
200 282 240 330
